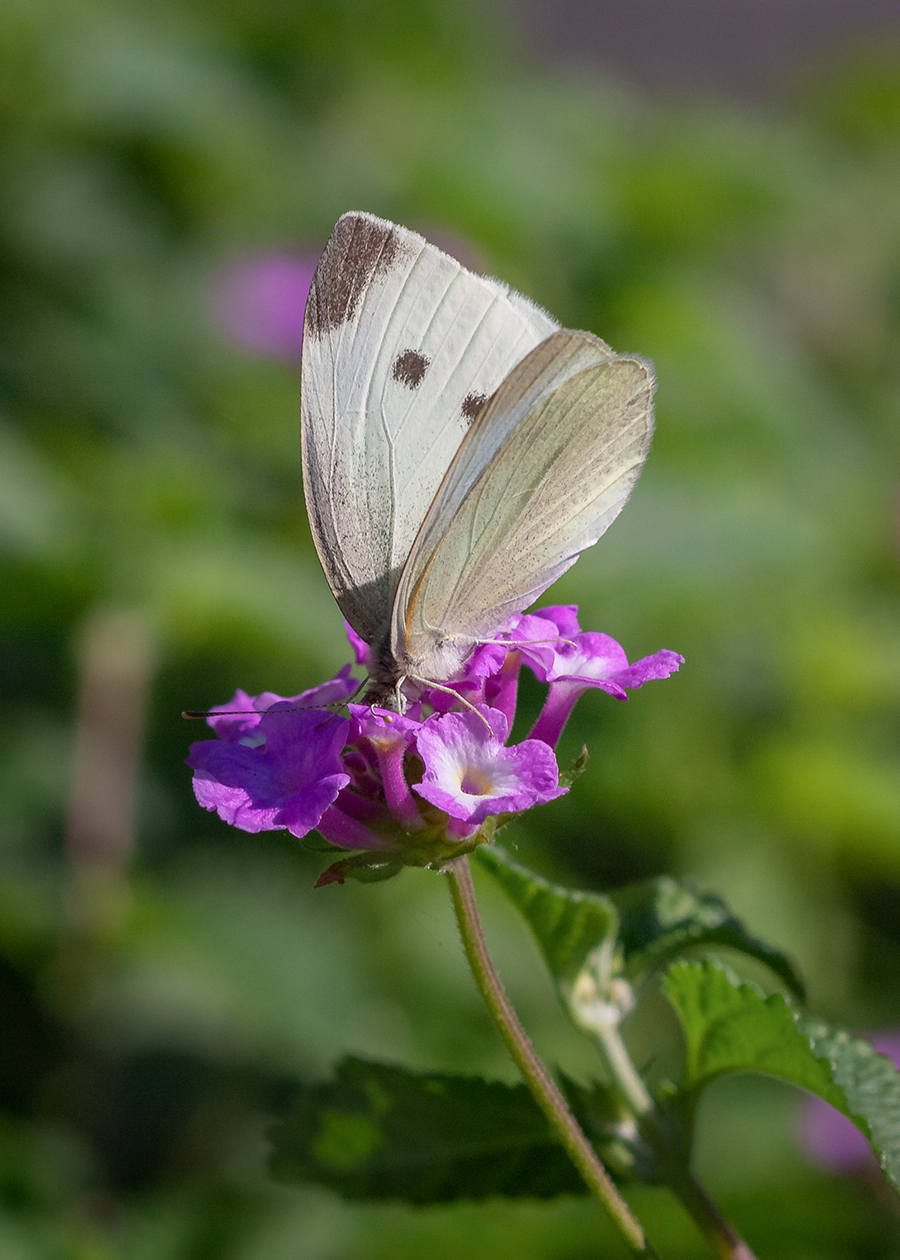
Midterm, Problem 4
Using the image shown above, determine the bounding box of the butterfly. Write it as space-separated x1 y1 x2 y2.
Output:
301 212 655 706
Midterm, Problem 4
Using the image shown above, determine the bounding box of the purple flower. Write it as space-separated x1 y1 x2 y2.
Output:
413 706 566 837
347 705 425 831
204 688 270 743
205 667 358 743
186 604 682 879
211 252 318 360
188 708 350 839
509 606 583 651
523 630 684 748
797 1033 900 1173
420 607 581 719
344 621 371 669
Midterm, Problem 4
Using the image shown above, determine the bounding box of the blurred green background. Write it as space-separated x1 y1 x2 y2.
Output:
3 0 900 1255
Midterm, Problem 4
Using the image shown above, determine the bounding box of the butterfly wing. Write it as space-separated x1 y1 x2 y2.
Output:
301 212 559 645
390 330 655 683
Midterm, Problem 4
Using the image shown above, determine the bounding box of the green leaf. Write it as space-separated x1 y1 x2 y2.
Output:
804 1022 900 1192
314 853 405 887
474 845 804 998
299 833 345 854
664 960 900 1192
611 876 805 999
313 831 492 886
474 844 618 985
557 747 589 791
663 960 837 1098
269 1056 648 1203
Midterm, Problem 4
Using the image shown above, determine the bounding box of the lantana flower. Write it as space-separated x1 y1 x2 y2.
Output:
187 607 684 882
188 707 351 838
414 705 566 838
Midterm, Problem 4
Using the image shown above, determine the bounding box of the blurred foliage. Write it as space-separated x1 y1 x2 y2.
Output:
2 0 900 1254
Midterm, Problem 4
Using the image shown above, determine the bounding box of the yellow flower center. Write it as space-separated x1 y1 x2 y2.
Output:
459 766 493 796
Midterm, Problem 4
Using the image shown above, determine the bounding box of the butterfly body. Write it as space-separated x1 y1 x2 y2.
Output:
301 213 655 707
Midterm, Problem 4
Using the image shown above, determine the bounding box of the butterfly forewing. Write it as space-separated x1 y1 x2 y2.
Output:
391 330 655 684
301 212 558 645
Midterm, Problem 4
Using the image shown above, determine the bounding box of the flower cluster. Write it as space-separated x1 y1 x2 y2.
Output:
187 606 683 882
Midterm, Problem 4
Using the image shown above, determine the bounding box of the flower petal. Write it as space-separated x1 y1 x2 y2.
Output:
187 708 351 838
413 706 565 824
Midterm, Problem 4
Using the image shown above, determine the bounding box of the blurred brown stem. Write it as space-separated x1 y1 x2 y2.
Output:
64 605 155 942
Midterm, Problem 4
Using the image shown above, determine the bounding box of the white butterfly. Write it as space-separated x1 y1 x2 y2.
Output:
301 212 655 705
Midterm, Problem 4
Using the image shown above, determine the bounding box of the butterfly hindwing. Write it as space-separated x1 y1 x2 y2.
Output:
391 330 655 683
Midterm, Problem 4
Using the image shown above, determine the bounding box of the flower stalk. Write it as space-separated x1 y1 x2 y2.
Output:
587 988 758 1260
187 608 683 1246
666 1173 759 1260
445 854 659 1259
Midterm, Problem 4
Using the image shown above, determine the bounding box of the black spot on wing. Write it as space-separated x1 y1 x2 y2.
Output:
305 213 410 338
391 349 430 389
461 391 488 424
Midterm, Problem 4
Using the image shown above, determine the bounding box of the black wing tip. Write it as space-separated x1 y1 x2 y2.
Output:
305 213 417 340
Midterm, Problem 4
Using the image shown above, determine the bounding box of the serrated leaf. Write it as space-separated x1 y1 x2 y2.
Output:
663 960 836 1098
664 961 900 1193
475 845 803 998
611 877 805 999
804 1022 900 1191
268 1056 646 1203
474 844 618 984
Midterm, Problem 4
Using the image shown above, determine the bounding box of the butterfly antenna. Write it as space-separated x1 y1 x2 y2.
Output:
183 677 367 723
478 636 576 650
406 676 494 735
182 708 254 719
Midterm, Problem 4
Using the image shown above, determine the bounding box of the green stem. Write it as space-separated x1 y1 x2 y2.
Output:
591 1015 758 1260
445 855 658 1259
666 1172 759 1260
